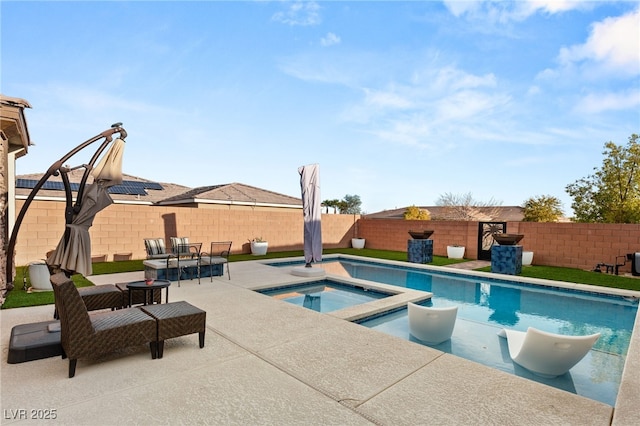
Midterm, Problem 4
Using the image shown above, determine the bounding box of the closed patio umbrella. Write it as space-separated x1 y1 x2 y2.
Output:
47 138 125 276
298 164 322 266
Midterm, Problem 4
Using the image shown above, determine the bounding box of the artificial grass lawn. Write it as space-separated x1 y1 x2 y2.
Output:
3 249 639 309
3 266 95 309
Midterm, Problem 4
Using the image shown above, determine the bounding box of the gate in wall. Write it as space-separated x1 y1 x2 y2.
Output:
477 222 506 261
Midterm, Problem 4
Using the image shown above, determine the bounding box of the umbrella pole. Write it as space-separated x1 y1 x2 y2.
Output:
3 124 127 296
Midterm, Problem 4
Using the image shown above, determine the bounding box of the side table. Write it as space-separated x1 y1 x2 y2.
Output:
126 280 171 307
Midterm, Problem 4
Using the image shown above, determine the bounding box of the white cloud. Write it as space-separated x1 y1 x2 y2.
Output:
575 89 640 114
272 1 321 26
340 63 511 149
429 66 497 92
442 0 479 17
559 8 640 76
279 55 356 86
527 85 541 95
524 0 589 15
443 0 590 23
372 116 433 148
436 90 510 123
363 88 413 109
320 32 341 47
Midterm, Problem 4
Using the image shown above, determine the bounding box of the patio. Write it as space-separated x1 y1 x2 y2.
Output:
2 259 638 425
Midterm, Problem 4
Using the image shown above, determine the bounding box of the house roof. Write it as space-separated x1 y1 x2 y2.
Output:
157 182 302 208
1 94 32 158
366 205 525 222
15 170 190 204
15 171 302 208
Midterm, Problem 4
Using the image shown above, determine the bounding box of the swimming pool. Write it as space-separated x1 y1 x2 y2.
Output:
270 257 638 406
258 280 391 313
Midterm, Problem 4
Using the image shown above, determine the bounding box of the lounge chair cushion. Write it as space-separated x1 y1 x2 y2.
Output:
170 237 190 255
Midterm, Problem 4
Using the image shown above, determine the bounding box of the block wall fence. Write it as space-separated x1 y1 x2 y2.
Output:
12 200 360 267
358 218 640 273
11 199 640 274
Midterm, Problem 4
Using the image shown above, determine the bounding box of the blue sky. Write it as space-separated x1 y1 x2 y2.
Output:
3 1 639 215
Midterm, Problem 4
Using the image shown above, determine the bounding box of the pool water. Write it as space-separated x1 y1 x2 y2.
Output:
359 303 624 406
272 258 638 406
259 280 389 313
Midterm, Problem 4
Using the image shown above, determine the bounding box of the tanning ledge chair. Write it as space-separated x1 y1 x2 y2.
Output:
50 273 157 378
202 241 232 280
499 327 600 378
408 302 458 345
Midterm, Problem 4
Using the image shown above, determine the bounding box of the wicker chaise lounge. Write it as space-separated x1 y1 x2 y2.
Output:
50 273 158 378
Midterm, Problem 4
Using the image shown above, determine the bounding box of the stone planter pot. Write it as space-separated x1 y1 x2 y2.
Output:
447 245 465 259
250 241 268 256
351 238 366 249
522 251 534 266
28 262 52 291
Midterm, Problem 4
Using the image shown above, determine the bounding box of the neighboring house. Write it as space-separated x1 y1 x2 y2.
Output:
15 170 192 205
156 183 302 210
366 206 526 222
1 94 32 299
15 172 302 210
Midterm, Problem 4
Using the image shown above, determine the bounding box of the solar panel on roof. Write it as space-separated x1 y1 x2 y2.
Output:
108 182 147 196
16 179 37 189
118 180 163 191
141 182 163 190
108 186 145 195
16 179 80 192
39 181 64 190
17 178 163 196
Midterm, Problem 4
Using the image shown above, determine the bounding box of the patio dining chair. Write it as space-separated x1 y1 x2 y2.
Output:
169 237 202 286
202 241 232 280
144 237 171 259
50 273 157 378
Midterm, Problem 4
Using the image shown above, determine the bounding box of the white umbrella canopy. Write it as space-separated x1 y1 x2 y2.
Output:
91 137 125 187
298 164 322 265
46 138 125 276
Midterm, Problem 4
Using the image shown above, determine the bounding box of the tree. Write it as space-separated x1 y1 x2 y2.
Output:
435 192 502 221
522 195 563 222
323 195 362 214
322 199 341 214
340 194 362 214
566 134 640 223
403 205 430 220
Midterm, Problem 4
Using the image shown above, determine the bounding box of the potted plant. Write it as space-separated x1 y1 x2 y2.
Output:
351 238 365 249
249 237 268 255
447 245 465 259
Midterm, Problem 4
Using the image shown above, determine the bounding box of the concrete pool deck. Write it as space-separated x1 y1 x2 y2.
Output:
2 258 639 425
